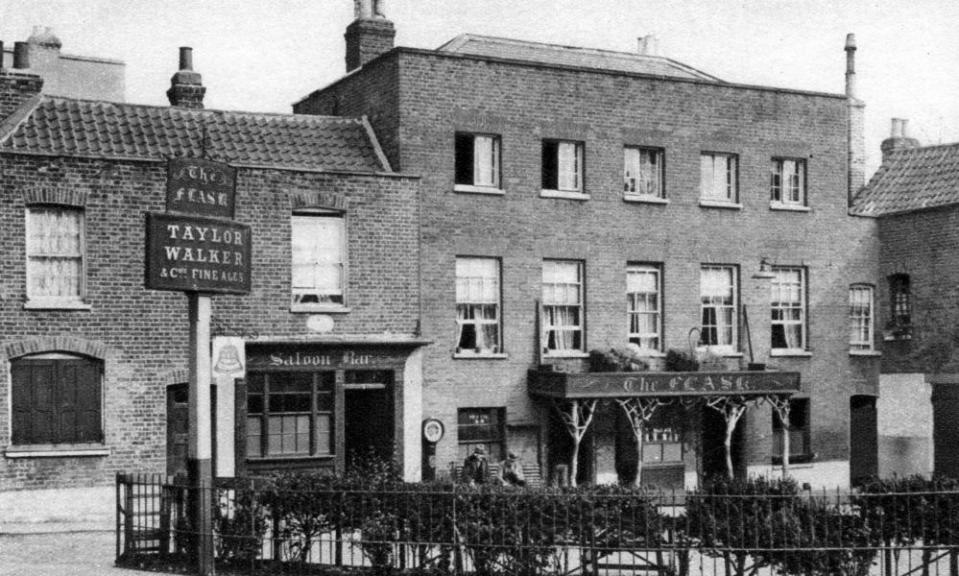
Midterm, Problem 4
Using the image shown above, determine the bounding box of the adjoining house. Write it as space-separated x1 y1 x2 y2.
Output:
851 119 959 479
295 4 881 489
0 45 423 495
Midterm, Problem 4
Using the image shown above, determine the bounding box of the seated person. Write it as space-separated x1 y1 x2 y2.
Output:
461 446 489 484
498 451 527 487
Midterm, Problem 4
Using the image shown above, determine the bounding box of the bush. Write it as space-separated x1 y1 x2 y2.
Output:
214 482 269 565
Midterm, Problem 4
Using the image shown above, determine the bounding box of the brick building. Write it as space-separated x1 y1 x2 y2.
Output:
1 26 125 102
851 119 959 479
295 6 881 488
0 48 423 493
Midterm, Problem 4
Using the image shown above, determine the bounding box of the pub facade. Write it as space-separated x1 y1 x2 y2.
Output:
296 4 882 489
0 50 424 491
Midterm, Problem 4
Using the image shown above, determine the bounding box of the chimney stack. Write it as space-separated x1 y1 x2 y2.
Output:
167 46 205 109
345 0 395 72
881 118 920 163
13 42 30 69
637 35 660 57
845 33 866 206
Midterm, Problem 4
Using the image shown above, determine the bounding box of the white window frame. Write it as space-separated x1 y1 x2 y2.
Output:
627 264 662 352
770 267 807 353
770 158 807 207
25 206 88 310
699 152 739 205
849 284 875 352
290 211 348 312
454 133 502 194
699 265 738 353
542 260 585 355
542 140 585 197
455 257 502 356
624 146 665 200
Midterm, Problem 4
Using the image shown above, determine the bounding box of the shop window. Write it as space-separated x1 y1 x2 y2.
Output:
291 213 346 311
642 426 683 463
457 407 505 461
26 206 86 308
849 284 875 352
542 260 585 354
624 146 665 199
773 398 811 460
542 140 584 194
11 355 102 445
455 133 501 192
700 152 739 204
627 264 662 351
455 257 502 355
770 158 807 207
345 370 393 388
771 267 807 353
699 265 738 352
887 274 912 340
246 371 334 459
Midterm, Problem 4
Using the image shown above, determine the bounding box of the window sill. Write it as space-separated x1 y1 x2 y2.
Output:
623 195 669 205
454 352 509 360
697 348 743 358
247 455 334 463
23 299 92 311
543 351 590 359
454 184 505 195
699 199 743 210
540 190 590 201
5 444 108 459
849 350 882 357
771 453 816 465
290 304 352 314
770 202 810 212
770 349 812 358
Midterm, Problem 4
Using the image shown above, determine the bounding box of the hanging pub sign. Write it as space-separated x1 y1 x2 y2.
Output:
167 158 237 219
145 212 251 294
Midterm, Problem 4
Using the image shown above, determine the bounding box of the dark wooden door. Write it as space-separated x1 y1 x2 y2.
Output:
850 395 878 485
166 383 217 478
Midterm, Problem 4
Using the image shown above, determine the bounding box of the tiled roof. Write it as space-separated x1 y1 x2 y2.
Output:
851 143 959 216
0 96 389 172
437 34 723 82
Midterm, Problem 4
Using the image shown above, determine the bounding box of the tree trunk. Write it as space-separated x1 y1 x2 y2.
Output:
570 435 581 488
724 417 736 479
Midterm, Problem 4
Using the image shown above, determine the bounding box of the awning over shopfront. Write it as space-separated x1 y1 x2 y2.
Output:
528 369 801 399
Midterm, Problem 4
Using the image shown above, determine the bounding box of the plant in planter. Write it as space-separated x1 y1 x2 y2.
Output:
588 345 648 372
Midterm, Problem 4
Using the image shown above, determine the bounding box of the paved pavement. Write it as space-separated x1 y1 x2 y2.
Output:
0 530 147 576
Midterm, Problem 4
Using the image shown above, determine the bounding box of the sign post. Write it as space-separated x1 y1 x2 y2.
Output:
146 158 249 576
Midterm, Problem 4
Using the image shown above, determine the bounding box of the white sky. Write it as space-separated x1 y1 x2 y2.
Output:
3 0 958 177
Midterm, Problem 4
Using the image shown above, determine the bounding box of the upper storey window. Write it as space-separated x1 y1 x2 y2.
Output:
770 158 807 208
542 260 585 354
542 140 585 197
700 152 739 206
26 206 87 309
291 213 346 311
771 267 807 353
700 265 738 353
624 147 665 200
455 133 502 193
455 257 502 355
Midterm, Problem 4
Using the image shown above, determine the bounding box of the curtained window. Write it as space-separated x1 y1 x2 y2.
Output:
700 152 738 203
542 140 584 193
455 133 501 189
700 265 737 351
455 257 501 354
26 206 85 306
771 267 807 351
291 213 346 309
627 264 662 351
849 284 875 351
770 158 807 206
624 147 665 198
543 260 584 353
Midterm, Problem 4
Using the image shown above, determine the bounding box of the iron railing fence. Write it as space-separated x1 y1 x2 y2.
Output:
116 473 959 576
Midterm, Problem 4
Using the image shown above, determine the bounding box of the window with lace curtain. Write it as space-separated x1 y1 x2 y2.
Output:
543 260 584 354
771 267 807 352
627 264 662 351
291 213 346 311
26 206 86 308
455 257 501 355
699 265 738 352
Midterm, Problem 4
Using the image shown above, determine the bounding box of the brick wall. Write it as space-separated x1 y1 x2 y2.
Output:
879 207 959 373
302 49 881 478
0 69 42 119
0 153 419 490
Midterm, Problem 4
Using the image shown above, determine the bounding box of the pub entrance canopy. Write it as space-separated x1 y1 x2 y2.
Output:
528 369 802 485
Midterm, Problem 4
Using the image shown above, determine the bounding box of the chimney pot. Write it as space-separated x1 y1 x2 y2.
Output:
13 42 29 69
881 117 919 163
638 35 659 56
845 33 857 51
178 47 193 71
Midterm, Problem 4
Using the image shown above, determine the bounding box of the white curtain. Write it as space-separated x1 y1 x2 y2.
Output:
291 215 343 296
28 208 82 298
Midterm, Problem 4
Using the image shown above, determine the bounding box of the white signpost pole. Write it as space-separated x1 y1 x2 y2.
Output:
188 292 214 575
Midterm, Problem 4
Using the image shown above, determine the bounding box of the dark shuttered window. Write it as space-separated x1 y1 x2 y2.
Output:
11 356 102 445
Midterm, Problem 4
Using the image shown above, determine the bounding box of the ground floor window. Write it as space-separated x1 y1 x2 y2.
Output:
246 371 334 459
458 407 505 461
642 426 684 464
11 354 102 445
772 398 811 459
